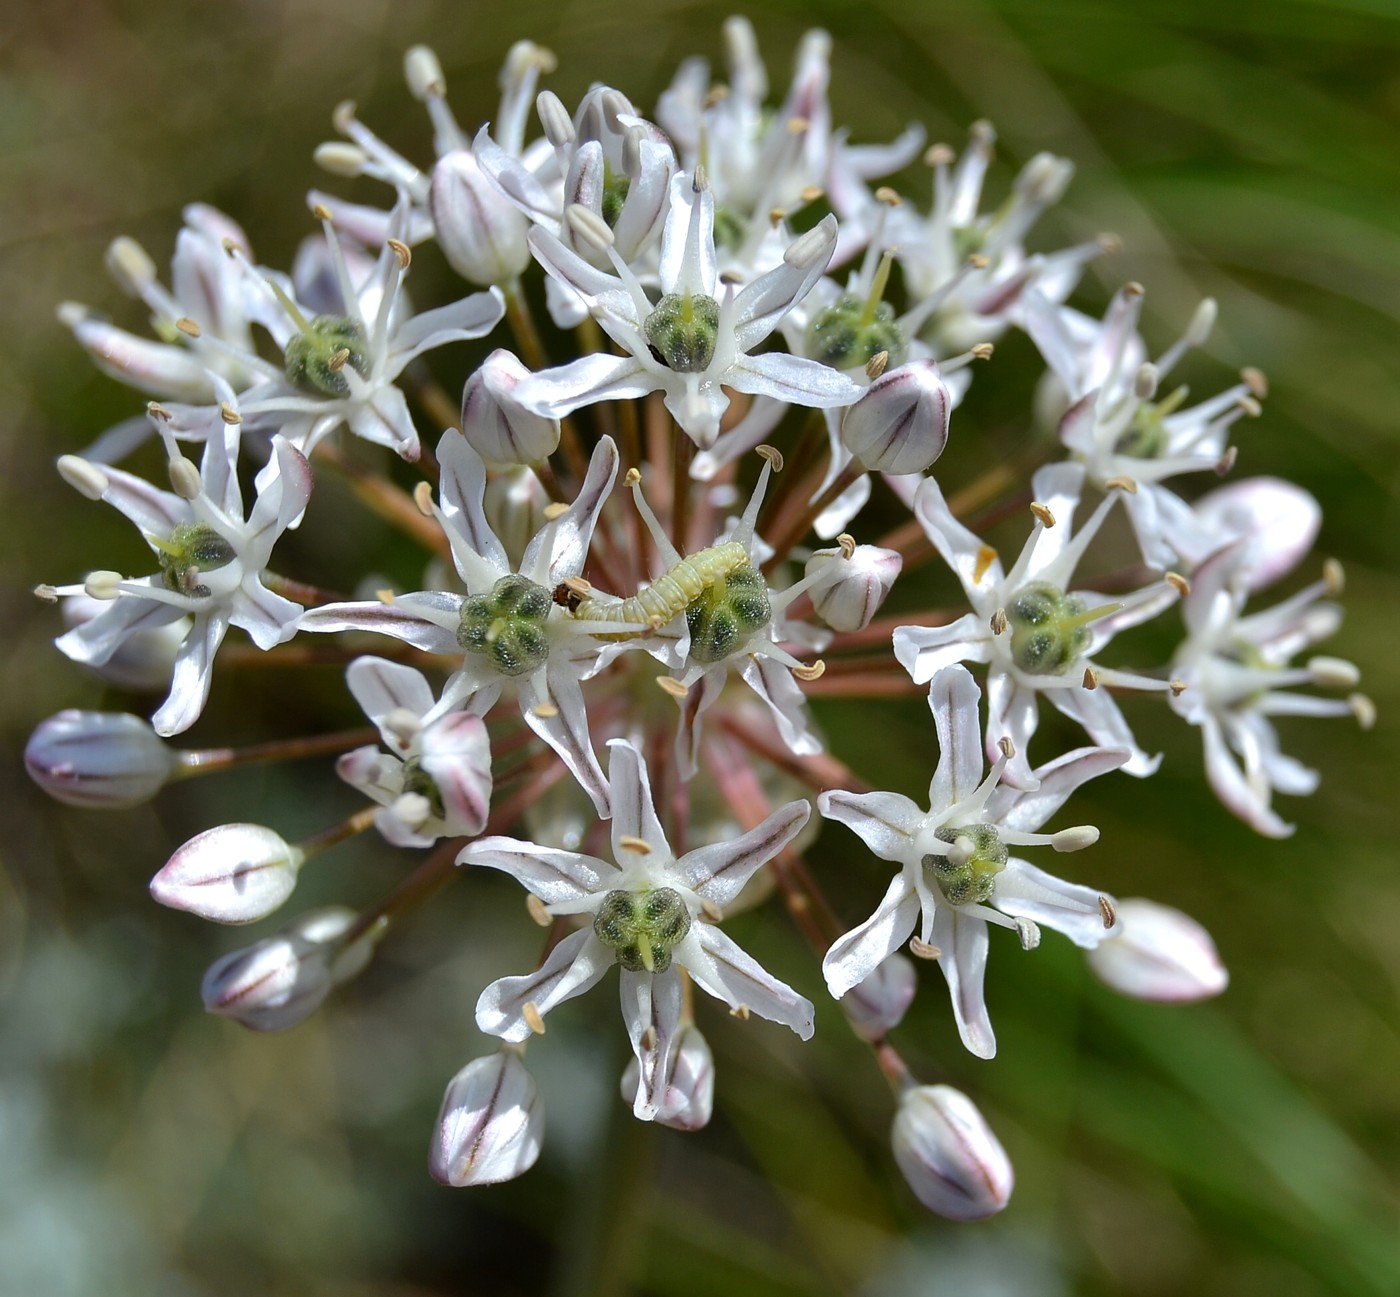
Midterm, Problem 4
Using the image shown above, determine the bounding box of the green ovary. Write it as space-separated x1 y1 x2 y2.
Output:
685 564 771 664
805 295 908 370
456 574 553 677
283 315 369 398
644 293 721 372
1006 582 1093 676
925 823 1008 906
593 887 692 973
156 522 236 596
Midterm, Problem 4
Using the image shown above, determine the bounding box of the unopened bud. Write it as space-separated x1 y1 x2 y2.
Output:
1086 898 1227 1002
26 710 177 808
841 361 951 474
201 906 375 1031
462 349 561 465
430 151 531 286
621 1020 715 1130
430 1050 544 1186
1191 477 1321 590
805 544 902 632
840 954 917 1042
151 823 304 923
892 1084 1014 1220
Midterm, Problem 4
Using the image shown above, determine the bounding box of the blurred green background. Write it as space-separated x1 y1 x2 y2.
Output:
3 0 1399 1294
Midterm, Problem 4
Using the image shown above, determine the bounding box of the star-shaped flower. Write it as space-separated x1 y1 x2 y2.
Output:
299 431 619 813
460 739 813 1120
819 665 1123 1058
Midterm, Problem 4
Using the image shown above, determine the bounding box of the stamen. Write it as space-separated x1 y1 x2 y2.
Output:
526 894 552 927
521 1001 547 1035
1098 895 1117 928
656 676 690 698
1029 501 1056 528
617 835 652 854
909 937 942 960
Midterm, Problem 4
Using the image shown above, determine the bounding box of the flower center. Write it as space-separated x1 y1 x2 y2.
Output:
283 314 370 398
644 292 721 372
1006 582 1094 676
456 574 553 677
593 886 692 973
805 295 908 370
153 522 236 597
400 757 445 820
685 563 771 664
925 823 1008 905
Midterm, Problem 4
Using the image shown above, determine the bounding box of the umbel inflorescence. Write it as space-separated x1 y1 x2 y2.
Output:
27 21 1372 1214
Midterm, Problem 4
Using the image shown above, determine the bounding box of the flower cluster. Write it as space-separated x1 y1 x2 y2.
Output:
30 20 1369 1217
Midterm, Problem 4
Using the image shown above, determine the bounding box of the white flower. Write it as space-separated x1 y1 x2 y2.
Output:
1025 284 1263 568
51 389 312 736
893 462 1178 786
819 665 1122 1058
460 740 814 1121
1170 542 1368 837
516 170 862 447
299 431 620 813
430 1048 544 1186
336 656 492 848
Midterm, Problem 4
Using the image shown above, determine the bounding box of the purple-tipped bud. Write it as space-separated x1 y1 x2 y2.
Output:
1191 477 1321 591
151 824 304 924
430 1050 544 1186
893 1084 1014 1221
430 152 531 286
26 710 177 808
840 361 951 475
201 906 374 1031
840 954 917 1041
621 1021 715 1131
1086 899 1228 1002
462 349 561 466
806 543 902 633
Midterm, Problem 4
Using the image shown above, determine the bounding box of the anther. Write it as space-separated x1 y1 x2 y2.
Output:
565 204 615 256
1323 558 1344 596
1133 363 1158 402
176 317 202 337
562 576 593 598
532 702 559 719
799 184 824 204
56 455 109 501
375 588 397 605
967 253 990 269
1015 918 1041 950
85 570 123 600
1350 693 1377 730
701 899 723 922
1307 656 1360 689
1105 475 1138 493
1242 367 1268 398
769 207 786 227
970 342 995 360
787 116 810 137
167 456 202 501
656 676 690 698
990 608 1009 636
1051 826 1099 852
972 545 998 584
865 350 890 379
924 143 955 166
1236 395 1262 418
729 1004 752 1021
996 736 1015 759
837 533 856 560
386 239 411 269
542 502 568 520
1029 501 1056 528
526 894 552 927
327 347 350 373
312 202 334 222
640 1026 657 1051
412 481 435 517
755 444 784 471
148 402 172 422
1083 667 1100 690
219 402 242 425
1123 281 1145 300
521 1001 547 1035
33 584 58 602
1098 895 1117 929
692 163 708 192
875 186 902 206
1169 678 1187 696
909 937 941 960
1215 447 1238 475
332 100 357 133
791 660 826 681
1164 571 1190 597
617 835 652 855
624 467 642 486
313 143 367 177
1097 232 1124 254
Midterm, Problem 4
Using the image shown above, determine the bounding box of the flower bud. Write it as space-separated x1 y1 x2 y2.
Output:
201 906 375 1031
1086 898 1228 1002
430 151 531 286
430 1050 544 1186
806 543 902 632
840 954 917 1041
151 824 304 923
461 349 560 465
620 1021 715 1130
840 361 951 474
892 1084 1014 1220
61 595 186 692
26 710 177 808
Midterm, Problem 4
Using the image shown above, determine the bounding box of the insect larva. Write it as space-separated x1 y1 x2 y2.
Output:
556 540 752 634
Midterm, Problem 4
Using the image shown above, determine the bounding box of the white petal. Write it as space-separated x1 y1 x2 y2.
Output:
521 434 619 585
678 799 810 906
515 353 655 418
926 666 984 810
893 615 993 683
620 966 684 1121
994 859 1115 948
298 597 462 654
346 656 435 732
725 351 864 408
986 745 1129 833
605 739 671 862
679 926 815 1040
519 666 611 817
459 836 617 906
475 928 614 1042
152 611 227 736
818 789 923 862
933 906 995 1059
822 875 922 999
